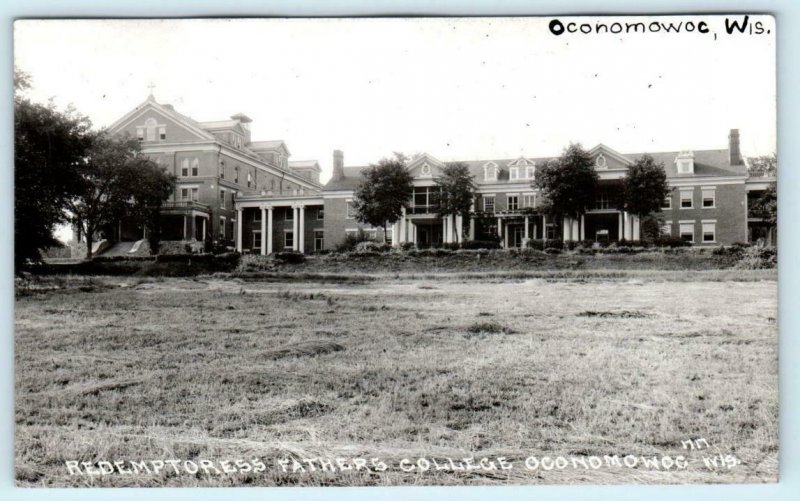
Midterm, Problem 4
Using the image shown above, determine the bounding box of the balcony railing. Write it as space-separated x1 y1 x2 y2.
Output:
162 200 211 212
408 204 440 215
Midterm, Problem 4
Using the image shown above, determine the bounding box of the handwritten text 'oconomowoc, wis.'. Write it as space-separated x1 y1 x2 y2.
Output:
548 15 771 39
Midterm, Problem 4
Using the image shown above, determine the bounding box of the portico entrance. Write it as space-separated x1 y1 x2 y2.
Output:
414 220 444 248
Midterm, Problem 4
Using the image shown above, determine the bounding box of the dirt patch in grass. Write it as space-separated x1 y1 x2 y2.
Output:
577 310 653 319
260 341 345 360
464 321 517 338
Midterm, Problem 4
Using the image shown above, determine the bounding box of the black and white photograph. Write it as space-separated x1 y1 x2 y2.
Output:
12 16 777 487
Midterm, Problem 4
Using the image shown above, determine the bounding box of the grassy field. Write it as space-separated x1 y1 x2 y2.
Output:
15 271 778 486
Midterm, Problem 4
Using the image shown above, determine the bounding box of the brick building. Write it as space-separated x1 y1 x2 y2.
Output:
104 96 774 254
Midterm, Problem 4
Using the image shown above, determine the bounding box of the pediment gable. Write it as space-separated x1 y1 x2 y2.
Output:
588 144 633 171
107 99 214 142
407 153 444 179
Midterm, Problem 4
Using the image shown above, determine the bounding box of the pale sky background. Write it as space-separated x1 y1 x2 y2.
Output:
14 17 776 182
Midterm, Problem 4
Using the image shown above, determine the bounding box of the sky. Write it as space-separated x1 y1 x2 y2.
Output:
14 17 776 183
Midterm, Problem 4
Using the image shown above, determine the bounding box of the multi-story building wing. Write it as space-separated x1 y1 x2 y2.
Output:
104 96 773 253
106 94 322 247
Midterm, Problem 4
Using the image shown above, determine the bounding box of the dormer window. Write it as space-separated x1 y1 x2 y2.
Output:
484 162 498 181
509 167 519 181
525 166 535 179
676 151 695 174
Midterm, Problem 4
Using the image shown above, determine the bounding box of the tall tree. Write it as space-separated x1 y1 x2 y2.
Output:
14 68 92 269
433 161 476 241
749 183 777 239
352 153 414 243
622 154 671 220
67 133 174 259
121 156 176 255
533 143 598 240
747 153 777 178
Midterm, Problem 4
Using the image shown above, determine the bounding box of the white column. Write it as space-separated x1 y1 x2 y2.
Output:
201 218 206 241
572 219 580 241
183 215 188 240
469 217 475 240
497 217 503 247
260 206 267 255
533 222 537 240
618 212 623 241
236 209 243 252
632 215 640 242
542 215 547 242
449 214 456 243
411 223 417 244
524 216 529 239
266 207 273 254
400 207 407 244
455 214 463 243
623 211 631 240
292 206 299 251
299 205 306 253
563 217 570 241
443 216 449 244
392 220 400 247
580 214 586 241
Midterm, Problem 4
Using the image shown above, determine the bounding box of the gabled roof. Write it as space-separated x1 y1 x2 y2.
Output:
289 160 321 169
106 95 216 141
249 140 291 157
322 146 743 192
626 149 745 178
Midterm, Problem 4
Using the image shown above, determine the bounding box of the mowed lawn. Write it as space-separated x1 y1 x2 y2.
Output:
15 272 778 486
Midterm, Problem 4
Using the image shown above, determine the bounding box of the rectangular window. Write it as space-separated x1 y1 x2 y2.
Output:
285 231 294 249
702 188 716 208
346 201 355 219
507 195 519 211
679 222 694 243
220 217 226 238
317 208 325 220
191 164 198 177
159 126 166 140
219 189 225 209
234 168 239 184
314 230 324 251
483 196 495 212
136 128 144 142
526 166 535 179
662 193 672 209
702 221 716 242
252 230 262 251
509 167 519 181
181 165 189 177
180 188 189 200
286 207 294 221
190 187 199 202
680 189 693 209
595 192 610 210
522 194 535 208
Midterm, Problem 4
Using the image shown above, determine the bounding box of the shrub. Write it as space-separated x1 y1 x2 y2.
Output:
460 240 502 250
525 239 545 250
273 251 306 264
652 236 692 248
544 247 562 255
733 246 776 269
442 242 461 251
237 254 275 272
544 239 563 250
335 229 373 252
354 241 391 253
399 242 416 251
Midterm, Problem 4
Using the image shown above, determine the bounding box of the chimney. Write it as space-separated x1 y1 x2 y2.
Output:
729 129 743 165
332 150 345 181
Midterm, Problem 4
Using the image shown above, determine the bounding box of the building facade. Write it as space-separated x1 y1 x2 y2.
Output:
106 97 774 254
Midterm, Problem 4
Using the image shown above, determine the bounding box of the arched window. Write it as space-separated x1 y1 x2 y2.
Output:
145 118 157 141
191 158 199 176
180 158 189 177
